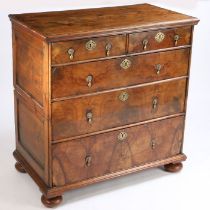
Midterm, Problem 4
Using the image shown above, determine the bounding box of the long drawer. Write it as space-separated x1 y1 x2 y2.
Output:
52 49 190 99
52 116 185 186
52 79 187 140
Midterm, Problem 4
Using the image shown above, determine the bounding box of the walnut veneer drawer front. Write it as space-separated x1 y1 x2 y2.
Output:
10 3 199 207
129 26 192 53
52 35 126 64
52 49 190 99
52 116 184 186
52 79 186 140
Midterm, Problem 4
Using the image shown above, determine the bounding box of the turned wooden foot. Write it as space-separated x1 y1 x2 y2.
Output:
15 162 26 173
41 195 63 208
164 162 183 173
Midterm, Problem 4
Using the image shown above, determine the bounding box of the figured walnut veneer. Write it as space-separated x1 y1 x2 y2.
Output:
9 3 199 207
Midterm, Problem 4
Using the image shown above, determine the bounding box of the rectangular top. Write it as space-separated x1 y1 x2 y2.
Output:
9 3 199 42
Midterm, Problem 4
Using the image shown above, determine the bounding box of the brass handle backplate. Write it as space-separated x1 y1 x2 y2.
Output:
86 75 93 87
86 111 93 124
155 64 162 75
119 92 129 102
105 43 112 56
152 97 158 110
174 35 180 46
142 39 149 51
86 40 96 50
120 59 131 70
67 48 75 60
85 155 92 167
118 132 128 142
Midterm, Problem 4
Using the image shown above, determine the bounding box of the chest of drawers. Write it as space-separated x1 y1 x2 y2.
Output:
9 4 199 207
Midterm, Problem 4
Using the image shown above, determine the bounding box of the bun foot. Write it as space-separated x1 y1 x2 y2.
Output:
41 195 63 208
15 162 26 173
164 162 183 173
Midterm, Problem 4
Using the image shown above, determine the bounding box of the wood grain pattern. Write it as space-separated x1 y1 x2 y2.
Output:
41 195 63 208
17 96 45 169
52 79 187 140
52 116 184 186
9 4 198 206
52 49 190 99
15 161 26 173
164 162 183 172
13 149 186 199
14 25 44 105
12 23 51 185
52 35 126 64
9 4 199 41
129 26 192 53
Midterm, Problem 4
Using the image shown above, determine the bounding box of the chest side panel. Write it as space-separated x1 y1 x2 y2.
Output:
12 23 51 186
14 24 45 106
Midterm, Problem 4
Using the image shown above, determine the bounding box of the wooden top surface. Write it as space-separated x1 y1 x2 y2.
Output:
9 4 199 42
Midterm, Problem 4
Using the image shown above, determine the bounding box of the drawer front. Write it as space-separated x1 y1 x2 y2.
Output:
52 79 186 140
52 49 190 99
51 35 126 64
129 26 192 53
52 116 184 186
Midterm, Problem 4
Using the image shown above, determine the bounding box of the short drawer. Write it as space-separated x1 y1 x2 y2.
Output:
52 116 184 186
52 79 186 140
51 35 126 64
52 49 190 99
129 26 192 53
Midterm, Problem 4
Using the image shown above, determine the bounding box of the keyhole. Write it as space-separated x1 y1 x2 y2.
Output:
125 61 128 67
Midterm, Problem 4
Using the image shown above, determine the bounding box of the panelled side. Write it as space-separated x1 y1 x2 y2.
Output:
12 22 50 186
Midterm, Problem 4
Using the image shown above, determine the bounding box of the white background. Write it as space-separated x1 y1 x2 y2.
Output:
0 0 210 209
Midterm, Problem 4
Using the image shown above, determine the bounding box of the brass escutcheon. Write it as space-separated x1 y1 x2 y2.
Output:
86 40 96 50
120 59 131 70
119 92 129 102
118 132 128 141
155 32 165 43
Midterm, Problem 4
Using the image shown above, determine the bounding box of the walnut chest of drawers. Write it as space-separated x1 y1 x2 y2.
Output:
9 4 199 207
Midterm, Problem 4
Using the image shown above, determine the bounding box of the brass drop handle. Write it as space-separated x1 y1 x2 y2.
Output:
142 39 149 51
67 48 75 60
86 111 93 124
155 64 162 75
174 35 180 46
86 75 93 87
152 97 158 110
151 140 156 150
105 43 112 56
85 155 92 167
